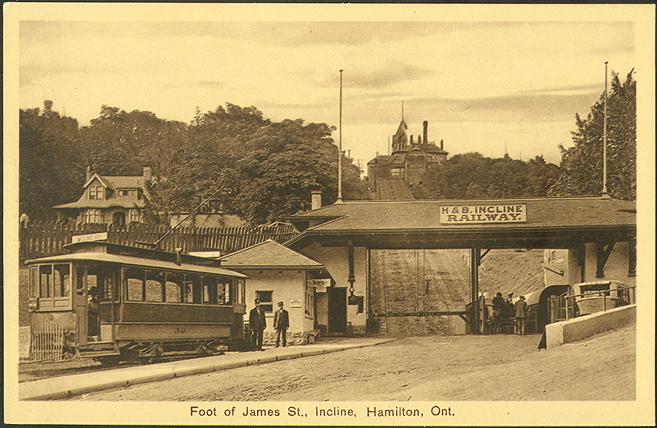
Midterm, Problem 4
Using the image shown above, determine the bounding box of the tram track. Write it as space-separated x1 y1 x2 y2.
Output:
369 248 470 336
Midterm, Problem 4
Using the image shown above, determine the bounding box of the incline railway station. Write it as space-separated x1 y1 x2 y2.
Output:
286 195 637 335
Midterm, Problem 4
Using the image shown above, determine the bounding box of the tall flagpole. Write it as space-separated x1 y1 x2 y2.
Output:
337 69 344 203
602 61 609 198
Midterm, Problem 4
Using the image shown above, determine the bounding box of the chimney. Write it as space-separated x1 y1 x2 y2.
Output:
410 135 414 144
418 134 422 144
143 166 152 182
423 121 428 144
311 189 322 210
440 139 444 150
85 165 92 182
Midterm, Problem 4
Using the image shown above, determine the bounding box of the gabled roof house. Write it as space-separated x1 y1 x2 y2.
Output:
54 166 152 225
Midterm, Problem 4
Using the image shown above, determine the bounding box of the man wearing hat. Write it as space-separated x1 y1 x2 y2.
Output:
273 301 290 347
248 299 267 351
514 295 528 335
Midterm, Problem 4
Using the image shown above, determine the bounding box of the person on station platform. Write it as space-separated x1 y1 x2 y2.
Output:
248 299 267 351
273 301 290 347
492 292 506 333
514 295 528 335
505 293 515 317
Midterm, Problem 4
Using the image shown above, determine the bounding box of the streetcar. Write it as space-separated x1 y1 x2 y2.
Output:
26 239 248 364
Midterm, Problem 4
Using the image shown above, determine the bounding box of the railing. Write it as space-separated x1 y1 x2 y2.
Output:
550 285 636 322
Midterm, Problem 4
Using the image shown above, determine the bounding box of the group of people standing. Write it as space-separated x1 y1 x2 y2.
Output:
248 299 289 350
491 291 528 335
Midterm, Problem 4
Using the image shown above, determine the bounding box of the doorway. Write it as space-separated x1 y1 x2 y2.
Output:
328 287 347 333
112 211 126 226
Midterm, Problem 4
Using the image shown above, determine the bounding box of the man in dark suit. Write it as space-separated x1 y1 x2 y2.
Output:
248 299 266 351
273 301 289 347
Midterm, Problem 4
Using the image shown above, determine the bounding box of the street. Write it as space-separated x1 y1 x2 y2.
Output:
72 326 635 401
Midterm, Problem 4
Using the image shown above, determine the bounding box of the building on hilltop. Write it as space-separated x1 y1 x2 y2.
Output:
53 166 152 225
367 117 448 189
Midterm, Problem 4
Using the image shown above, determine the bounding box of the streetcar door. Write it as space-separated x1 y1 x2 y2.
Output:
74 266 100 344
74 266 89 345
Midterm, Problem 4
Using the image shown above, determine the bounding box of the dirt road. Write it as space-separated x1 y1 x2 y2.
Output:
73 326 635 401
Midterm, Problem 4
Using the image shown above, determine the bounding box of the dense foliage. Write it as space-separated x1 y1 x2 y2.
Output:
19 102 367 224
412 153 562 199
548 70 636 200
19 101 83 219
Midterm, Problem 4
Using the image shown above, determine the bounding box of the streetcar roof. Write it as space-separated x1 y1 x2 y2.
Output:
25 252 248 278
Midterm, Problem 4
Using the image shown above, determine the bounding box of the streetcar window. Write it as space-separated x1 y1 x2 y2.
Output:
203 276 218 304
216 282 227 304
39 265 53 298
239 280 246 304
145 270 165 302
183 274 202 304
228 281 239 303
75 267 85 294
101 272 118 302
125 267 145 301
54 264 71 297
165 272 183 303
29 267 39 298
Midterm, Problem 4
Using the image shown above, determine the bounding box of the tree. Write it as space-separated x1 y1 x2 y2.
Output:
412 152 561 200
19 101 83 219
147 103 369 224
79 106 188 177
549 70 636 200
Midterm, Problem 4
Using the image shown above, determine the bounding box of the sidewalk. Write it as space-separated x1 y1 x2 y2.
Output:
19 337 394 400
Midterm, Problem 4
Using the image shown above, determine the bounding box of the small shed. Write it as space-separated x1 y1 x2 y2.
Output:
219 239 332 345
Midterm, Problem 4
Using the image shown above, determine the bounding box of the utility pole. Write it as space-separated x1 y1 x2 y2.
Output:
602 61 610 198
337 69 344 203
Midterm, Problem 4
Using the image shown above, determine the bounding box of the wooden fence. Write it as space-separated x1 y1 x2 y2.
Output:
20 220 299 261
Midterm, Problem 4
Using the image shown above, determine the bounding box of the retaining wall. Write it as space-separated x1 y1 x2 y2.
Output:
545 304 636 348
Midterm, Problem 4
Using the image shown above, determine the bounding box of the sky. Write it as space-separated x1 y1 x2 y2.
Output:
19 21 635 169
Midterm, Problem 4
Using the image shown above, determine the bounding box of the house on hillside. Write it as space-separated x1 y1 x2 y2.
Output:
53 166 152 225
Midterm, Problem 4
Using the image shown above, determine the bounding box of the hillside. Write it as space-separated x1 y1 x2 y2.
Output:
369 249 545 335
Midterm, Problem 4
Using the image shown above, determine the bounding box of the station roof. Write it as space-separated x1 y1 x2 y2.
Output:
219 239 325 270
286 197 636 250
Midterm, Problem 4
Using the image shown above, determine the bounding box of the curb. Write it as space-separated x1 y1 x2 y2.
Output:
21 339 394 400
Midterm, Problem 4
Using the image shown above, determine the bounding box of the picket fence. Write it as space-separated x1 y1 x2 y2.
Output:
20 220 299 261
21 324 74 363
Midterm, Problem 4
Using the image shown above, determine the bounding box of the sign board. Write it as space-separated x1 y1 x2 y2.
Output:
71 232 109 244
19 326 31 359
307 278 331 292
439 204 527 224
289 299 302 308
189 251 222 259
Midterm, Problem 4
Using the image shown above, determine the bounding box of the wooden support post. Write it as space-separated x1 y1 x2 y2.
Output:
470 247 480 334
596 241 616 278
347 239 355 299
574 244 585 283
628 237 636 277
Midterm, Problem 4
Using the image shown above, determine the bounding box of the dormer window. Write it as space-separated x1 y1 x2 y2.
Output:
88 185 104 200
118 189 130 197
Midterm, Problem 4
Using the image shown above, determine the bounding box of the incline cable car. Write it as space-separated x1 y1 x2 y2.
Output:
26 240 248 364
